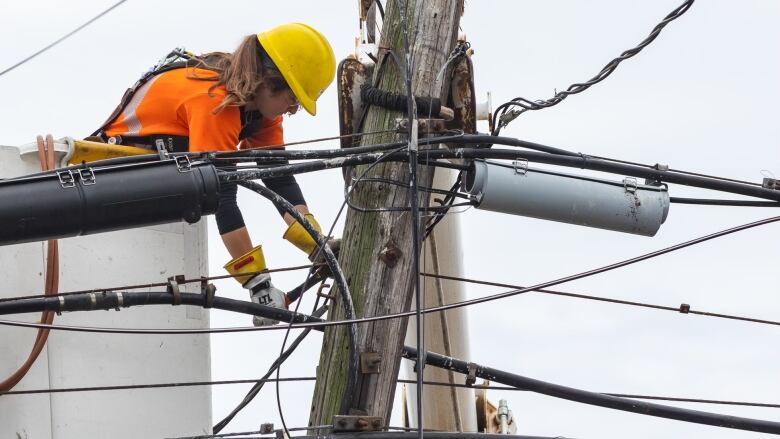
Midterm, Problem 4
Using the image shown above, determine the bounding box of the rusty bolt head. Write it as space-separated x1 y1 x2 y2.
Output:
338 419 348 427
356 418 369 428
372 419 382 428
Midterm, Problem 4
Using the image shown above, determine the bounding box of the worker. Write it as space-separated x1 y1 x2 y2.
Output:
91 23 337 326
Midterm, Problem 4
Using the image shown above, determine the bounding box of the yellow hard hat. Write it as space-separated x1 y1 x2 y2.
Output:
257 23 336 116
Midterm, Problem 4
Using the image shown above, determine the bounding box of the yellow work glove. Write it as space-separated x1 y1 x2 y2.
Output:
223 245 287 326
282 213 322 256
223 245 268 286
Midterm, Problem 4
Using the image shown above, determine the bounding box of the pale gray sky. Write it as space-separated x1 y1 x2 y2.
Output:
1 1 778 438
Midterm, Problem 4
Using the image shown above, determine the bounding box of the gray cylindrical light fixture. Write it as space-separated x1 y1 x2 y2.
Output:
465 160 670 236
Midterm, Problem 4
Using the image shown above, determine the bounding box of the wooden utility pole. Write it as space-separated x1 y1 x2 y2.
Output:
309 0 464 427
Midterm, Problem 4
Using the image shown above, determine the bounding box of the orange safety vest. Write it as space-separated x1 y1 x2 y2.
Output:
101 66 283 153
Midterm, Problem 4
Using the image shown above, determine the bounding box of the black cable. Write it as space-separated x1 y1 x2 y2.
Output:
6 375 777 410
209 132 463 164
394 380 780 409
396 2 425 436
423 173 464 240
1 376 316 396
491 0 695 135
3 215 777 334
212 305 329 433
234 180 360 418
402 347 780 435
5 288 780 433
671 197 780 207
420 273 780 328
588 154 764 187
171 425 332 439
220 142 780 203
0 264 315 304
0 0 130 77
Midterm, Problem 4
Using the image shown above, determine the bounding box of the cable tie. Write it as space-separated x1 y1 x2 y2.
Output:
115 291 123 311
167 276 182 306
57 295 65 316
88 292 97 310
465 362 478 387
679 303 691 314
202 283 216 309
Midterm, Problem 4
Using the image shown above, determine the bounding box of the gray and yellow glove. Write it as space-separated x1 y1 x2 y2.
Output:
223 245 288 326
283 213 341 263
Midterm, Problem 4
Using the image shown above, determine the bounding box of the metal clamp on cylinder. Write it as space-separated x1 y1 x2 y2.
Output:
466 362 478 387
167 276 183 306
115 291 124 311
202 281 216 309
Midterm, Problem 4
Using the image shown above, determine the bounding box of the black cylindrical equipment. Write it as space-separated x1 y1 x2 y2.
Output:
0 159 219 246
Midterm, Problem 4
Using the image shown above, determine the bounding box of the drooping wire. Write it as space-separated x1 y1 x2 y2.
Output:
3 215 778 335
419 273 780 328
211 305 329 433
491 0 695 135
0 0 130 77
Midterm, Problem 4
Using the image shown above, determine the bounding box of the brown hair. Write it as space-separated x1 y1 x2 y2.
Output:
188 35 289 113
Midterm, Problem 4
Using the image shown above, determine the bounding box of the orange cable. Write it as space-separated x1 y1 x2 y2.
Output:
0 134 60 391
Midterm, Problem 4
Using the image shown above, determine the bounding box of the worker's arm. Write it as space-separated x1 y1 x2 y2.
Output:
240 116 310 225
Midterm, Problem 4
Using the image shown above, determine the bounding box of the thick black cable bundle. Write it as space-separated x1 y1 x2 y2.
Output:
212 305 329 433
360 84 441 117
233 179 361 416
402 347 780 435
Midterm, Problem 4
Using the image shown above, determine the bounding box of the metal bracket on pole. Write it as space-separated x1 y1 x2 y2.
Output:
395 118 446 135
360 352 382 374
332 415 384 432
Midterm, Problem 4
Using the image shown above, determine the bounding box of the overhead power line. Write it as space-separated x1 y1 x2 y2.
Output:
420 273 780 328
0 0 129 77
1 216 777 336
4 375 777 410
